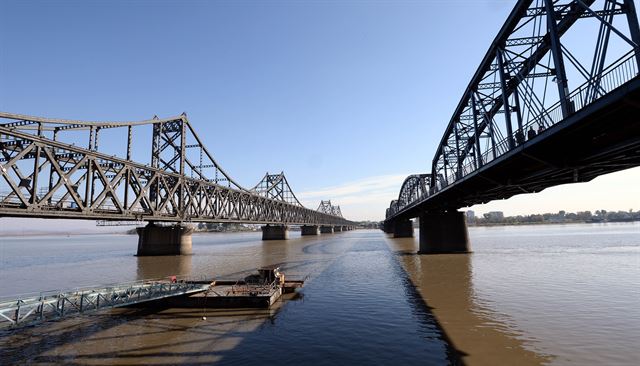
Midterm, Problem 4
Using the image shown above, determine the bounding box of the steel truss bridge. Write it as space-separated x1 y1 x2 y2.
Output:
386 0 640 224
0 112 352 226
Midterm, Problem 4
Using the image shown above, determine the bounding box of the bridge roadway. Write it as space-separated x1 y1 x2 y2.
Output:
384 0 640 253
0 113 355 255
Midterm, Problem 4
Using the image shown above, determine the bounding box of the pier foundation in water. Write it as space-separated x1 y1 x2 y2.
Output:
418 211 469 254
261 225 289 240
136 222 193 256
393 219 414 238
300 225 320 236
320 225 334 234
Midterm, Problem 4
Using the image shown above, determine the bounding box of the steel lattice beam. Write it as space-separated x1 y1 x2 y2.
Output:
0 113 354 226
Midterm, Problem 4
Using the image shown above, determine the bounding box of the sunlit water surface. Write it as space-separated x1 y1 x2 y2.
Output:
0 223 638 365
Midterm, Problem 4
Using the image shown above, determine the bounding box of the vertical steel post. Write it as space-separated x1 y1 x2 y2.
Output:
546 0 572 117
443 155 449 185
48 129 58 205
124 126 132 210
453 120 462 178
30 124 42 205
471 93 483 168
513 87 524 131
496 48 515 149
89 127 95 150
624 0 640 69
94 127 100 151
84 158 93 210
179 119 186 216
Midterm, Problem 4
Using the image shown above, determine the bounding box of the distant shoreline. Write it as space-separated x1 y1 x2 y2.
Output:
468 219 640 228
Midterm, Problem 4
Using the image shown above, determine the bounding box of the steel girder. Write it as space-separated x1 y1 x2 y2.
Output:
386 0 640 222
0 113 353 226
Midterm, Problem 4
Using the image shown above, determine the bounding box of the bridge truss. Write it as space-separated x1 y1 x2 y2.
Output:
317 200 343 218
0 112 352 226
387 0 640 220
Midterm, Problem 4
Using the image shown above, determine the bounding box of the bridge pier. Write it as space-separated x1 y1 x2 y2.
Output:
261 225 289 240
300 225 320 236
334 225 343 232
136 223 193 256
382 221 394 234
320 225 334 234
393 219 414 238
419 211 469 254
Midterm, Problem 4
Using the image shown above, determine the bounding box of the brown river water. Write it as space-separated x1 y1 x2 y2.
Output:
0 223 638 365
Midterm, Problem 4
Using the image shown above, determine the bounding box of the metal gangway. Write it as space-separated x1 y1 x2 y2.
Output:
0 277 211 328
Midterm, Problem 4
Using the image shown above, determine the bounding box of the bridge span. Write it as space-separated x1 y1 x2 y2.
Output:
384 0 640 253
0 112 355 255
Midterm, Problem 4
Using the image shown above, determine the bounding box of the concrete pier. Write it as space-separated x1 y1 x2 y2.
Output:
334 225 343 232
419 211 469 254
383 221 394 234
320 225 334 234
393 219 414 238
300 225 320 236
261 225 289 240
136 223 193 256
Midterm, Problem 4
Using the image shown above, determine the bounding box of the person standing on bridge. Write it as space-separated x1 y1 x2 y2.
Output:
527 126 537 140
515 129 525 145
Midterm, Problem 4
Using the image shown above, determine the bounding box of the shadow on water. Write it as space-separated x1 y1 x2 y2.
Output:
136 255 193 280
388 253 468 365
0 303 296 365
386 235 551 366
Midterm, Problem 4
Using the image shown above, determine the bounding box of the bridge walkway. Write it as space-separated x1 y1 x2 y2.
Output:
0 277 210 328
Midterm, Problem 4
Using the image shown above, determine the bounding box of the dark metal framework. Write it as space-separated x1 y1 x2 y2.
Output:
317 200 343 218
0 112 353 226
387 0 640 220
251 172 303 207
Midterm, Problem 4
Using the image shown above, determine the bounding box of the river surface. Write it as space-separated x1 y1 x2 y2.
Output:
0 223 638 365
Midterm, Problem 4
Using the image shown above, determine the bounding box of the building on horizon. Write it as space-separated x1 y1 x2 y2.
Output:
466 210 475 223
485 211 504 222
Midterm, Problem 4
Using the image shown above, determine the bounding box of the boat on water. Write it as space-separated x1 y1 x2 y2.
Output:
162 266 305 309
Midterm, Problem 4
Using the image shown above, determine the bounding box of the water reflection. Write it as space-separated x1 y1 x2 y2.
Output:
386 235 550 366
136 255 193 280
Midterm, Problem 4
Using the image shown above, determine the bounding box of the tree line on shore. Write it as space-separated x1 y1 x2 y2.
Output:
470 209 640 226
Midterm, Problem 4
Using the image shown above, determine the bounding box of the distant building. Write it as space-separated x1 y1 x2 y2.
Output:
466 210 475 223
485 211 504 221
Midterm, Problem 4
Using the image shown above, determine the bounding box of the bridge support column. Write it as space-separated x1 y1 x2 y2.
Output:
334 225 343 232
393 219 414 238
419 211 469 254
383 221 394 234
300 225 320 236
261 225 289 240
136 223 193 256
320 225 334 234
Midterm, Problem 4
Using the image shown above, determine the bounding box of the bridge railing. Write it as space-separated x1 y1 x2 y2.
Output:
0 275 210 328
534 51 638 129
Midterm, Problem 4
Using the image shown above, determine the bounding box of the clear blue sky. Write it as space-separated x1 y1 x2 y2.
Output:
1 0 639 221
